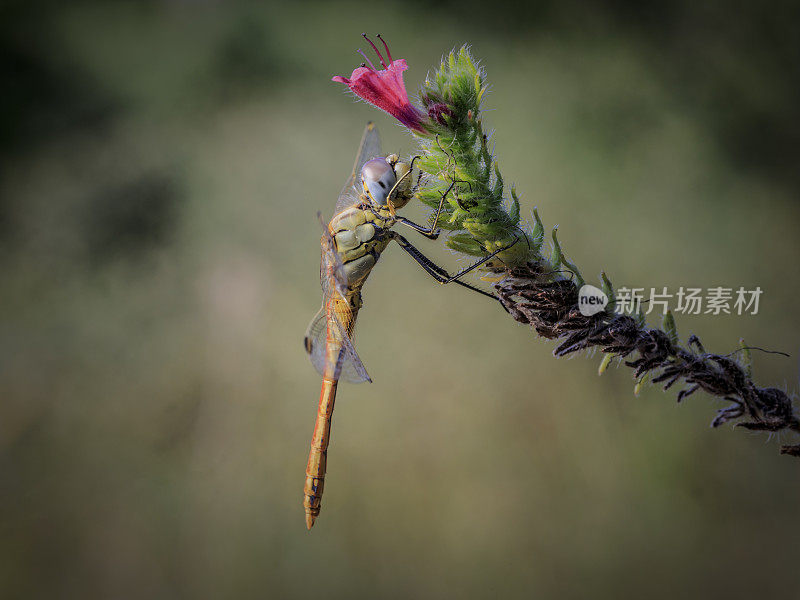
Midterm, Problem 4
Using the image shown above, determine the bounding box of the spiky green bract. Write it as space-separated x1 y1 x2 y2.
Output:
414 47 533 267
411 48 635 325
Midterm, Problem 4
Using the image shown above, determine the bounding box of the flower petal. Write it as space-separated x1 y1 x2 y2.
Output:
332 57 427 132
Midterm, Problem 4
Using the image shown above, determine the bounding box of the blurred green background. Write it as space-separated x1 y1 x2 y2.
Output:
2 1 799 598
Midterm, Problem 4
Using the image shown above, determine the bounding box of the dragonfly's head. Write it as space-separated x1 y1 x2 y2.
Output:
361 155 416 211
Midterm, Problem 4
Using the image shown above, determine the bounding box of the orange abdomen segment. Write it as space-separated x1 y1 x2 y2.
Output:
303 378 337 530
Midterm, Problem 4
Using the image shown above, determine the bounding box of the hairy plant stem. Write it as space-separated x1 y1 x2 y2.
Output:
411 47 799 457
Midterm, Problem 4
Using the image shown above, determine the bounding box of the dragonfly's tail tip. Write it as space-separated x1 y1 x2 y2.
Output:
305 513 316 530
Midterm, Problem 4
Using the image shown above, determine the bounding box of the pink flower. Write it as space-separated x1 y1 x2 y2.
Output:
332 34 428 133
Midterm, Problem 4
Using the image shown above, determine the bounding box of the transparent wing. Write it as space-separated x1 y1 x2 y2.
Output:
336 122 383 213
318 212 347 297
303 307 371 384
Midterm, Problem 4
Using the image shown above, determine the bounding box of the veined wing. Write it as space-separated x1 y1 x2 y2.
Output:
335 122 383 213
304 306 371 384
303 215 371 384
316 212 346 295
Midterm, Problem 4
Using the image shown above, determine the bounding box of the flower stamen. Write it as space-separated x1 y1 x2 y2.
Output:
357 49 377 71
361 33 388 69
376 34 393 64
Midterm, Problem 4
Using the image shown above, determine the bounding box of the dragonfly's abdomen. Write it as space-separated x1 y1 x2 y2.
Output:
304 377 337 529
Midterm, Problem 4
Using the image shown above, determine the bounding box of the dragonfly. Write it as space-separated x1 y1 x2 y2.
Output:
302 122 513 530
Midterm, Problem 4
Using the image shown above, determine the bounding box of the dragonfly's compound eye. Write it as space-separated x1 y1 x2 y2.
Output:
361 158 397 206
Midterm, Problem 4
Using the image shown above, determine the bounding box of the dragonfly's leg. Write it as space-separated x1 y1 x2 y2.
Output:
396 216 440 240
396 179 456 240
430 234 520 284
388 231 509 301
448 242 518 282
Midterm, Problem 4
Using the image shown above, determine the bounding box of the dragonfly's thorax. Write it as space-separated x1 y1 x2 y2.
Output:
328 202 396 291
